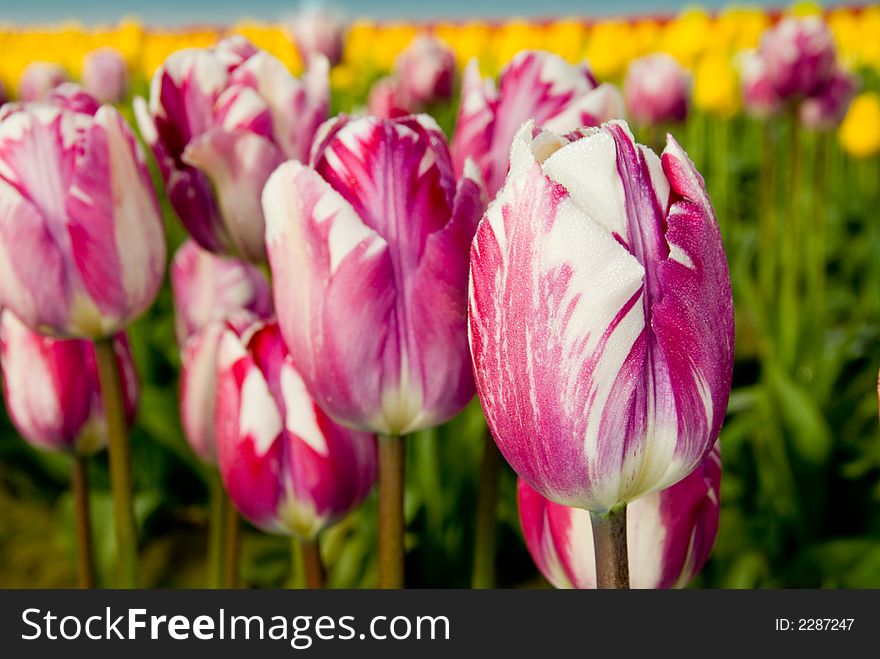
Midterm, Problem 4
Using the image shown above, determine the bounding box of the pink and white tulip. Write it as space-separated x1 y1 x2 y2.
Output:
82 47 129 104
740 50 783 119
135 36 329 262
0 310 138 456
17 62 69 102
170 239 272 345
264 114 485 435
624 54 690 125
452 51 624 198
468 120 734 513
366 76 409 119
761 16 837 100
0 89 166 339
289 4 348 67
214 321 377 538
394 35 456 109
518 442 721 589
800 68 857 130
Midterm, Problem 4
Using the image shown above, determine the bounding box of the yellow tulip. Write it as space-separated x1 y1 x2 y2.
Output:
839 92 880 159
693 50 741 118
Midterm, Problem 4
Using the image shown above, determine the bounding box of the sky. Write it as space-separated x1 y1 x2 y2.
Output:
0 1 864 26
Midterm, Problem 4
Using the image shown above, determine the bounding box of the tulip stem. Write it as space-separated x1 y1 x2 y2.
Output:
71 455 96 589
223 490 240 588
472 432 502 589
207 471 234 588
94 337 138 588
378 434 406 589
590 506 629 589
301 537 325 589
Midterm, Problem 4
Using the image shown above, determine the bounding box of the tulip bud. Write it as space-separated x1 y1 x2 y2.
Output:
800 67 857 130
761 16 837 99
366 76 409 119
82 47 129 104
17 61 69 102
0 88 166 339
171 239 272 346
624 54 690 125
0 310 138 456
135 36 329 262
452 51 624 198
264 114 485 435
289 4 348 67
469 120 734 513
739 50 783 119
518 443 721 589
214 321 377 538
394 35 456 109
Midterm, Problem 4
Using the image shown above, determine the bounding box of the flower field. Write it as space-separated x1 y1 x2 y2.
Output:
0 2 879 589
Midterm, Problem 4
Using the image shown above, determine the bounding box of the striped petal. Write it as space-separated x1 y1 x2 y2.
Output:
267 115 481 435
469 121 733 513
518 442 721 589
452 51 622 198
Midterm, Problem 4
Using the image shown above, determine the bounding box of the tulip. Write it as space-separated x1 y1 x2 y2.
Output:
171 239 272 346
82 47 129 104
289 3 348 67
366 76 409 119
0 309 138 587
452 50 624 198
624 54 690 125
215 320 377 587
739 50 783 119
800 68 857 130
519 442 721 589
17 61 69 102
761 16 837 100
839 92 880 159
0 86 165 587
0 88 165 340
394 35 456 109
0 310 138 456
135 36 329 262
171 239 272 586
468 120 734 586
264 114 485 587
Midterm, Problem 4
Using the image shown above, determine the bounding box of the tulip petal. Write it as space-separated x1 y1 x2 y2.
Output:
470 122 648 511
230 51 329 162
0 178 73 332
264 160 394 432
183 128 284 261
215 329 284 530
67 105 166 336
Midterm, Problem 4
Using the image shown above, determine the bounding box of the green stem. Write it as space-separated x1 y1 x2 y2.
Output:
589 505 630 589
94 337 138 588
779 111 801 369
301 537 325 589
471 432 501 589
223 490 240 588
809 132 828 364
71 455 96 589
378 434 405 589
759 120 777 318
207 471 227 588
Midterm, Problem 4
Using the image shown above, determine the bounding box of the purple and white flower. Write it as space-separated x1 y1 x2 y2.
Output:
264 114 485 435
452 50 624 198
468 120 734 513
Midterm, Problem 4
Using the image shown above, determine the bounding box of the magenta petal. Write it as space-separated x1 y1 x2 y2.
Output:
265 160 394 432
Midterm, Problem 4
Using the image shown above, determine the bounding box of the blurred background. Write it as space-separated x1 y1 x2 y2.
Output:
1 0 879 588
